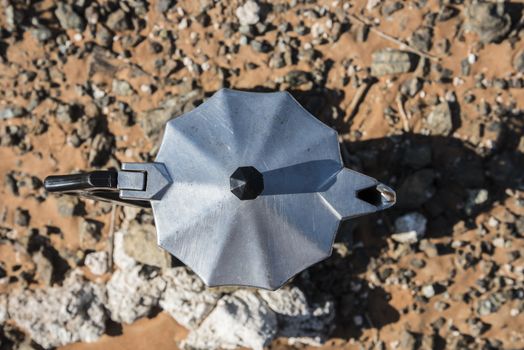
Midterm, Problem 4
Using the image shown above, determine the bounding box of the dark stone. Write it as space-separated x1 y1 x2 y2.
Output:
54 3 86 31
403 145 432 169
57 196 83 217
426 102 453 136
14 208 30 227
397 169 436 208
381 2 403 16
230 166 264 200
437 6 458 21
410 27 433 52
106 10 132 32
514 50 524 73
465 2 511 44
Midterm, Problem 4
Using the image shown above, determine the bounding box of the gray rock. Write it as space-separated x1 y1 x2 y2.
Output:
156 0 174 13
419 239 438 258
57 196 83 217
79 218 102 249
251 40 270 53
285 70 311 87
381 2 403 16
400 330 417 350
0 106 25 120
467 317 490 336
76 116 98 142
514 50 524 73
477 293 505 316
84 251 109 275
397 169 436 208
465 188 488 214
123 222 171 269
371 49 417 76
14 208 30 227
55 3 86 31
88 132 114 167
235 0 260 26
259 287 335 345
31 26 53 42
0 294 6 324
33 250 53 285
183 290 277 350
465 3 511 44
112 79 135 96
433 300 449 311
400 77 423 98
392 212 427 243
7 271 106 348
409 27 433 52
55 104 75 124
106 265 166 324
106 10 131 32
138 89 203 144
426 102 453 136
160 268 221 329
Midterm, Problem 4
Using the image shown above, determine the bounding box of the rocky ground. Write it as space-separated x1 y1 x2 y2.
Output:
0 0 523 349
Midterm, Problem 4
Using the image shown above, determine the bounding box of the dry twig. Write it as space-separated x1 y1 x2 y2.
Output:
349 14 441 62
344 79 374 123
107 204 117 269
396 94 410 132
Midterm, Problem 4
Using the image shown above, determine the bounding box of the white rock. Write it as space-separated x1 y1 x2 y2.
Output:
106 265 166 324
113 230 136 270
488 217 499 228
160 268 221 329
7 270 106 348
182 290 277 350
0 294 7 324
422 284 435 298
366 0 382 11
235 0 260 26
392 212 427 243
85 251 109 275
258 286 335 345
391 230 419 244
493 237 505 248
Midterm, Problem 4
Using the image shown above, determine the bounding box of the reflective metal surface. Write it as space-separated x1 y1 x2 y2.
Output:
151 89 395 290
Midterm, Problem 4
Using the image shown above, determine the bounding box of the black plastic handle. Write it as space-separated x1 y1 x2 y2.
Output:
44 171 150 208
44 171 118 193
